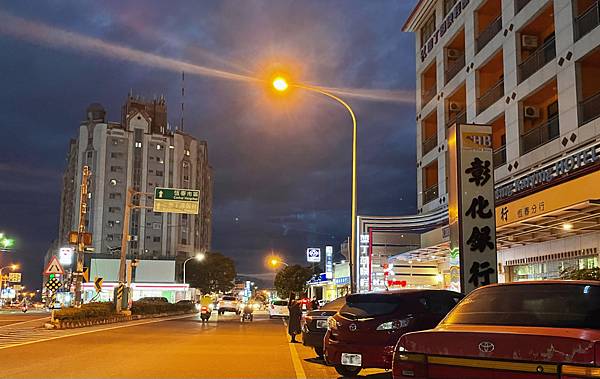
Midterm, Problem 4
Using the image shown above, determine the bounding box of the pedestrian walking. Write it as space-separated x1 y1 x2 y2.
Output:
287 292 302 343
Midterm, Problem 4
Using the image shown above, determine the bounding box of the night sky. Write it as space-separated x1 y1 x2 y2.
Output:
0 0 418 289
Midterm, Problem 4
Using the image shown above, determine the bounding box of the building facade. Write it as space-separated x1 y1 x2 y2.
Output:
403 0 600 283
55 95 212 291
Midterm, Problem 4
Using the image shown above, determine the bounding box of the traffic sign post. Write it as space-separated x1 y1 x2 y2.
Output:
94 277 103 293
153 187 200 214
44 256 65 276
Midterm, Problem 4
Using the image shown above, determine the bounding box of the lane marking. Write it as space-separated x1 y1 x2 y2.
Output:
0 316 49 329
283 318 307 379
0 313 195 350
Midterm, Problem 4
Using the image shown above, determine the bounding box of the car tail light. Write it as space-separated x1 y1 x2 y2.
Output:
562 365 600 378
376 317 413 331
327 317 338 330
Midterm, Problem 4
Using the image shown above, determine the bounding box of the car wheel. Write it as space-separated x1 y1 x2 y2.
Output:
334 364 361 378
314 346 324 358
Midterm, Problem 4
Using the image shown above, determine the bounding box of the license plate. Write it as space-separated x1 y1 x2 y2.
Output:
341 353 362 367
316 319 328 329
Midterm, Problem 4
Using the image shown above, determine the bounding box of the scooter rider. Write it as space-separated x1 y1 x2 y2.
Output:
241 302 254 322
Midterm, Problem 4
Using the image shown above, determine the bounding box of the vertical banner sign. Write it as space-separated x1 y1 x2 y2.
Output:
358 234 370 293
449 124 498 294
325 246 333 279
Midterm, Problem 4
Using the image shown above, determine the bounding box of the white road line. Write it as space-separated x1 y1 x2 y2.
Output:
0 316 49 329
0 313 194 350
283 318 307 379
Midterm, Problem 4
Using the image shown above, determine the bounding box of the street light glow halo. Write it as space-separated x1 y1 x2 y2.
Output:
195 252 206 261
272 77 288 92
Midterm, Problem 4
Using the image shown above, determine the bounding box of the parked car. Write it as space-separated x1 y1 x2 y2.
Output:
138 296 169 303
393 281 600 379
324 289 463 377
269 299 289 318
217 295 239 315
302 296 346 358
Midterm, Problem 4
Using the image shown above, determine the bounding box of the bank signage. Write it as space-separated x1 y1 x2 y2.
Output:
495 142 600 204
358 234 370 293
420 0 470 62
448 124 498 295
325 246 333 279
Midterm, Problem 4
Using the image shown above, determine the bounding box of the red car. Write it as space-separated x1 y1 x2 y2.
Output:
324 289 463 377
393 281 600 379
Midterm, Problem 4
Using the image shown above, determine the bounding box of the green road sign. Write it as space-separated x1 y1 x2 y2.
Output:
153 187 200 214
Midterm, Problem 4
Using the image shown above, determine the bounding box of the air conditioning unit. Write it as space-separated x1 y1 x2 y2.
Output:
524 105 540 118
447 48 461 59
448 102 462 112
522 35 539 50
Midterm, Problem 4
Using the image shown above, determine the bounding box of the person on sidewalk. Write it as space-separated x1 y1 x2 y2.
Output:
287 292 302 343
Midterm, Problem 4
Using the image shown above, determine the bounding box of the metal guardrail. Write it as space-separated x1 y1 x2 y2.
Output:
422 135 438 155
422 184 439 205
476 16 502 53
579 91 600 125
575 1 600 41
493 146 507 167
521 115 560 154
515 0 531 14
422 86 436 106
518 36 556 83
477 79 504 114
446 110 466 128
445 53 465 84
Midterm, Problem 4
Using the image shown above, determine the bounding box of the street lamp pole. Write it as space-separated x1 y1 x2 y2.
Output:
274 79 358 293
183 252 206 285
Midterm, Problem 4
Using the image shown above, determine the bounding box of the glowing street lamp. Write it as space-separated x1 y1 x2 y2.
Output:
183 252 206 284
269 258 288 268
0 233 15 251
271 77 357 292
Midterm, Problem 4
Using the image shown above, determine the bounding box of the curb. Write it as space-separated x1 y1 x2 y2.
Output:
44 310 196 330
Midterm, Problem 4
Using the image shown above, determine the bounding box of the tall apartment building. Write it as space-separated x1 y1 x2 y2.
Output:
57 95 212 285
402 0 600 283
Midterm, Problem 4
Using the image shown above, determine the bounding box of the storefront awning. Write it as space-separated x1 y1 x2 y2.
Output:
496 199 600 249
389 241 450 263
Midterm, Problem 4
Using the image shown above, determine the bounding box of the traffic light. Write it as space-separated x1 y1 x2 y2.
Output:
49 274 55 279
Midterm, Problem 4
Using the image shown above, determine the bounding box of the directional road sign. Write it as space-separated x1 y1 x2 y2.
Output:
44 256 65 275
94 277 103 293
153 187 200 214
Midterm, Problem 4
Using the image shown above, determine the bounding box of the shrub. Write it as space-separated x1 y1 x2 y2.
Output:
54 302 115 321
131 300 196 315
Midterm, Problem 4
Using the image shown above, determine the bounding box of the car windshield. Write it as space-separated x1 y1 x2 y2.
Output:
273 300 288 306
339 294 404 319
443 283 600 329
222 296 236 301
320 296 346 311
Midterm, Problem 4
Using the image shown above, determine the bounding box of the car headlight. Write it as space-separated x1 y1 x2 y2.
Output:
376 317 412 331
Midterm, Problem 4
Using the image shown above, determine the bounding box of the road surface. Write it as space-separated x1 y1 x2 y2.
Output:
0 311 390 378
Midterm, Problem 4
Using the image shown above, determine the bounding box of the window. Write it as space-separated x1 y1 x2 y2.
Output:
107 221 115 227
106 234 114 241
185 149 190 156
444 0 459 15
110 152 124 159
108 206 121 213
153 236 161 242
420 12 436 47
152 223 161 230
112 138 119 145
135 142 142 148
110 166 123 173
87 151 93 159
110 179 118 186
156 170 163 177
156 144 162 150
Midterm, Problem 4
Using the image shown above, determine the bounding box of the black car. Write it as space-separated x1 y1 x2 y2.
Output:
301 296 346 358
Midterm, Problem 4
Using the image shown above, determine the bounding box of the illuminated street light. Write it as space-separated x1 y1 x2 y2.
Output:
271 76 357 292
0 234 15 251
183 251 207 284
562 223 574 231
269 258 288 268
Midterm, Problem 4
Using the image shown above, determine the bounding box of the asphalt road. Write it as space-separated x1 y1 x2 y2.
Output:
0 311 390 379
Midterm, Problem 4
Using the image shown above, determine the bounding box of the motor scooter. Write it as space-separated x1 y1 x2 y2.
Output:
200 305 211 322
240 304 253 322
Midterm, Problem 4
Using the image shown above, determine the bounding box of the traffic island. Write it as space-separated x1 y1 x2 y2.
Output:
45 301 197 329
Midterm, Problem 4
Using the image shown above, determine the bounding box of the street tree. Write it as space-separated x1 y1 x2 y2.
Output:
274 264 313 298
560 267 600 280
187 252 236 293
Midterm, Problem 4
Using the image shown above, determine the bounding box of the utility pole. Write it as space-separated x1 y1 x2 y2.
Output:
116 188 152 312
73 166 91 307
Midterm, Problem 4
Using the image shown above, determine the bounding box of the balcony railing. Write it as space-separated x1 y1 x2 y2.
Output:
579 91 600 125
445 53 465 84
521 115 560 154
476 16 502 53
515 0 531 15
477 79 504 114
575 1 600 41
518 36 556 83
422 134 438 155
423 184 439 205
422 86 437 106
493 145 507 167
446 110 467 128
